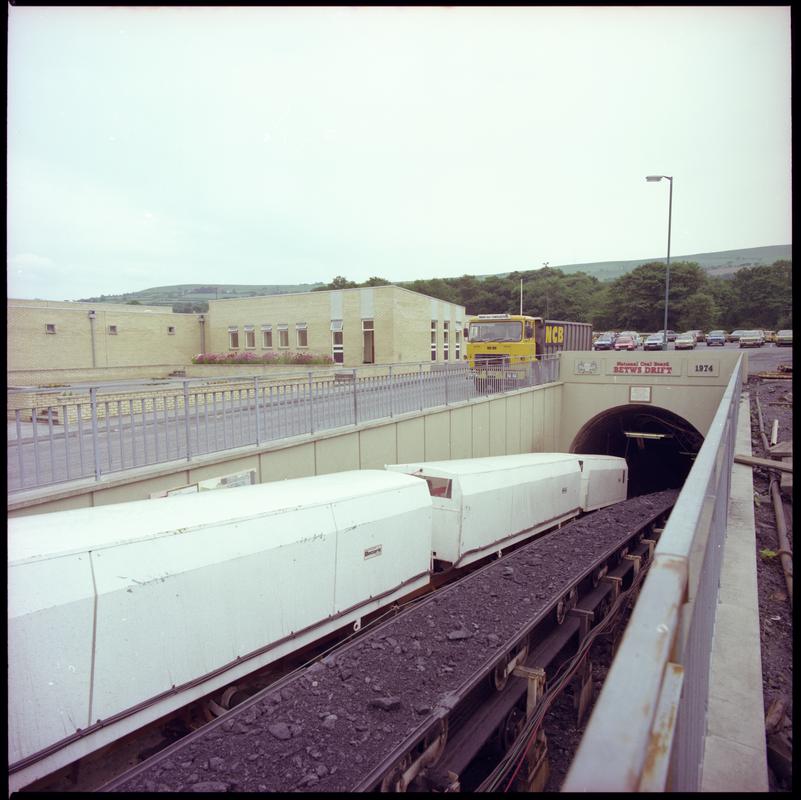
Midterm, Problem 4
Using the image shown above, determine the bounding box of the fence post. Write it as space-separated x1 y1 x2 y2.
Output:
308 372 314 433
254 377 262 445
90 386 102 480
352 369 358 424
419 363 424 411
389 365 393 418
183 381 192 461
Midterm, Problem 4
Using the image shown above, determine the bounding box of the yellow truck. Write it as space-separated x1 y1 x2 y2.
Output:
466 314 592 389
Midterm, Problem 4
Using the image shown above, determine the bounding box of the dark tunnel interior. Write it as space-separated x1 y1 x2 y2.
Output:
571 404 705 497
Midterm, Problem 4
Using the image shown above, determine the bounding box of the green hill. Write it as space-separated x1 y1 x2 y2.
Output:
78 244 791 307
501 244 792 282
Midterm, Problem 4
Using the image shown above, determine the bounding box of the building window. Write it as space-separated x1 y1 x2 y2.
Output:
278 324 289 348
244 325 256 349
330 320 344 363
228 327 239 349
261 324 273 348
296 323 308 348
455 324 462 359
332 331 344 363
45 323 57 334
362 319 375 364
108 325 119 335
167 326 176 335
443 321 449 361
430 320 437 361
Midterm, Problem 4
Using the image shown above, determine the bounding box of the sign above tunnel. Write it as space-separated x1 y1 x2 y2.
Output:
609 359 681 376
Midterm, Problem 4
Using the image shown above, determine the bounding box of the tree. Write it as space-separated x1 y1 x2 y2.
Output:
676 292 719 330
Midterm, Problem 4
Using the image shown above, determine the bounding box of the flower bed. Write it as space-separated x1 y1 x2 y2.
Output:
192 351 333 366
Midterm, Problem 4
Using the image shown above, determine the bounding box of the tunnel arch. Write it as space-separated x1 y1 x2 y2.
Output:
569 403 705 497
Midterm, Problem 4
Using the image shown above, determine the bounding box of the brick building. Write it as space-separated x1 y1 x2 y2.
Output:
207 286 466 368
7 287 467 382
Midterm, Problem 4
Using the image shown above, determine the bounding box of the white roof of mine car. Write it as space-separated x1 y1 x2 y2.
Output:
8 470 425 563
387 453 580 479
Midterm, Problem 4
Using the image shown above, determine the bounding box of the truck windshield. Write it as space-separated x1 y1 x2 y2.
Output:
468 321 523 342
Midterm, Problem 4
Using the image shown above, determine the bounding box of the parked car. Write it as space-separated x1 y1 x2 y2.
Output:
593 334 614 351
775 329 793 347
705 330 727 346
738 330 764 348
674 331 696 350
657 329 677 342
686 330 704 342
643 333 665 351
613 334 637 351
763 330 777 344
728 329 747 343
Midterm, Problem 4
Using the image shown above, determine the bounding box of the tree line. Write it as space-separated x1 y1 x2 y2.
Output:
316 260 792 331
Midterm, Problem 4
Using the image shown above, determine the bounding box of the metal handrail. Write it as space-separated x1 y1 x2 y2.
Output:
7 356 561 493
563 355 745 791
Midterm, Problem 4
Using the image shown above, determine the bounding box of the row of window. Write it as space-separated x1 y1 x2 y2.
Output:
44 324 176 335
227 319 462 363
228 322 312 350
431 320 462 361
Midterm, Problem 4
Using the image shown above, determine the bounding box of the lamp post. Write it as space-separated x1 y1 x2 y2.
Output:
646 175 673 351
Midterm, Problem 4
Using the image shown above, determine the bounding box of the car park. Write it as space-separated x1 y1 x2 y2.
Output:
593 334 614 351
738 330 764 348
643 333 665 351
613 334 637 351
674 331 696 350
775 329 793 347
705 330 726 346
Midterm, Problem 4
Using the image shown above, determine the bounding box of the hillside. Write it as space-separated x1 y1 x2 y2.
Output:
77 282 326 308
77 244 791 306
516 244 792 282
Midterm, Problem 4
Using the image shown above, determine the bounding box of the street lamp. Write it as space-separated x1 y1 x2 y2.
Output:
646 175 673 351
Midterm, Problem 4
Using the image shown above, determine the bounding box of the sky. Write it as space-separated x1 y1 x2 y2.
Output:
7 6 792 301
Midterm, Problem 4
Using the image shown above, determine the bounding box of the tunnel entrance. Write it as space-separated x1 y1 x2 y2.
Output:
570 404 704 497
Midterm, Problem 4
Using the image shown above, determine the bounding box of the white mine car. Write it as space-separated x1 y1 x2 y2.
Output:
8 453 627 792
385 453 628 568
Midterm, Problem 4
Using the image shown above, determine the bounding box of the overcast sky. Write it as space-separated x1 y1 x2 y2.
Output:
7 6 792 301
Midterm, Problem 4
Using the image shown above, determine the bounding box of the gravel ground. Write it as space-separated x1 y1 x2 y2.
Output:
748 367 793 792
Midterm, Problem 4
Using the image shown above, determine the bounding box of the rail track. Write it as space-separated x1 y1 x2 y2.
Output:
100 489 677 793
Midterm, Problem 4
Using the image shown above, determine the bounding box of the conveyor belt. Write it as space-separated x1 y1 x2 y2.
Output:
102 490 677 793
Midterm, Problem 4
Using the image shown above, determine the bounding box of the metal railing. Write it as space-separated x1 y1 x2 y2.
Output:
563 354 745 791
7 356 560 493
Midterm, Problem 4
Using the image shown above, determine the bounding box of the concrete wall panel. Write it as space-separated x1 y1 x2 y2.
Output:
315 432 360 475
424 411 451 461
449 406 473 460
359 425 398 469
260 443 316 483
505 394 522 455
519 392 534 453
470 401 491 458
188 456 260 485
396 417 425 464
488 398 507 456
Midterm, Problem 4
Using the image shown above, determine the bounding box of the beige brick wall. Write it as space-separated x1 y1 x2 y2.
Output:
206 285 466 366
7 300 202 373
6 288 466 381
